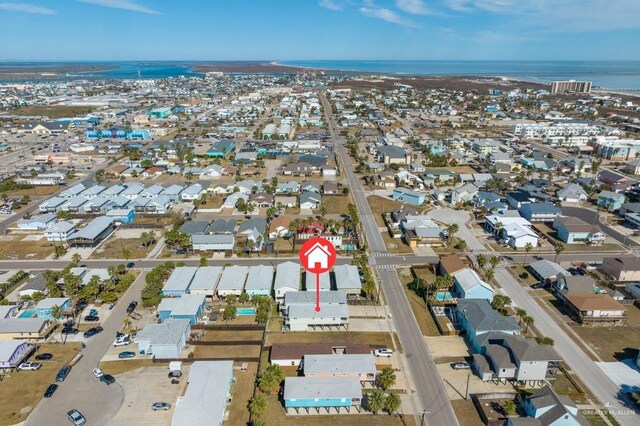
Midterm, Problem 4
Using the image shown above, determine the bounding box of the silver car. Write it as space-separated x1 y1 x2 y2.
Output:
151 402 171 411
67 409 86 426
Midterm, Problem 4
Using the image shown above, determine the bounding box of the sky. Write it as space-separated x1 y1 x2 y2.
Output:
0 0 639 61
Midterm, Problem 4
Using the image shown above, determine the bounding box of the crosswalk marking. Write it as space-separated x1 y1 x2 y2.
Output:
375 264 397 270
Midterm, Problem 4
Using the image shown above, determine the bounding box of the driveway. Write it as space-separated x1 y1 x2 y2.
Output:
27 272 148 426
107 366 188 426
427 208 485 251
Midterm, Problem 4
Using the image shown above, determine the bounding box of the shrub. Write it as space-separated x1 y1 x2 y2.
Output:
519 272 529 279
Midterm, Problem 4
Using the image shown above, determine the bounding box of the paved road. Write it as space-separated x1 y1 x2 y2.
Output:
27 271 147 426
494 268 636 426
321 93 459 426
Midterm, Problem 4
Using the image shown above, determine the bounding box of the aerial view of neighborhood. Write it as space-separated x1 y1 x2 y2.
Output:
0 1 639 426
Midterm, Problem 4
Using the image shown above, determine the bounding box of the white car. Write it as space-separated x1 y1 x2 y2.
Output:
113 337 130 347
93 368 104 378
373 348 393 357
18 362 42 371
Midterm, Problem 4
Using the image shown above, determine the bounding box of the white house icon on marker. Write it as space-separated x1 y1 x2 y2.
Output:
304 242 331 270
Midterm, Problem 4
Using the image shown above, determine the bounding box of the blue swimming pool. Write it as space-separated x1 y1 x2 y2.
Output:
18 309 36 318
236 308 256 316
434 292 455 302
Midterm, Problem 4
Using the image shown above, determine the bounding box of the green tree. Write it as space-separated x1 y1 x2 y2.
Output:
535 336 555 346
199 256 208 267
57 210 73 220
223 305 237 321
70 253 82 267
367 390 385 415
248 394 267 417
503 400 516 415
522 315 534 332
515 308 527 324
554 242 565 263
491 294 511 314
485 268 495 282
446 223 459 240
384 392 402 415
377 367 396 390
31 291 45 303
50 304 64 322
523 242 533 265
238 292 250 304
455 240 467 251
489 256 500 269
477 254 487 269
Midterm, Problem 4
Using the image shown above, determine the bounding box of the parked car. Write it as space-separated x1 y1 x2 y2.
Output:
92 368 104 378
373 348 393 357
126 301 138 314
35 353 53 361
126 262 135 269
84 315 100 322
168 370 182 378
56 365 71 382
451 361 470 370
100 374 115 385
67 409 86 426
61 327 79 335
118 351 135 359
44 384 58 398
113 336 130 347
151 402 171 411
83 326 103 338
18 362 42 371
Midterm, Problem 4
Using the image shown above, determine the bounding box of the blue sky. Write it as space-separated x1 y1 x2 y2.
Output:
0 0 639 61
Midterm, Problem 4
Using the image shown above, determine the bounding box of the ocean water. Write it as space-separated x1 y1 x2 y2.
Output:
281 60 640 91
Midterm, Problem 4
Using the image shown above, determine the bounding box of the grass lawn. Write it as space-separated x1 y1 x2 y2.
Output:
367 195 405 227
91 237 153 260
201 329 264 342
193 345 261 359
551 372 587 405
9 105 97 118
259 393 415 426
381 232 414 254
572 304 640 362
317 195 351 215
0 342 81 426
203 195 224 208
509 264 538 286
7 186 62 197
584 411 621 426
398 269 440 336
451 399 484 426
99 359 155 376
131 216 176 227
266 332 395 349
0 237 55 260
225 363 257 426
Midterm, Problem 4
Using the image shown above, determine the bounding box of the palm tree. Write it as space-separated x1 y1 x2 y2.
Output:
489 256 500 269
384 392 402 415
367 390 385 415
485 269 495 282
523 242 533 265
477 254 487 269
515 308 527 324
70 253 82 267
522 315 534 332
553 242 565 263
50 304 64 322
248 394 267 417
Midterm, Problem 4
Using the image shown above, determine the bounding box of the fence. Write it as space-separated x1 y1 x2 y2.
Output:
191 324 265 331
152 356 260 364
470 392 519 426
188 340 262 346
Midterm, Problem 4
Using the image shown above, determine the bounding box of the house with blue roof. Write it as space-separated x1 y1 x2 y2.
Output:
35 297 71 319
158 294 206 325
597 190 625 212
391 188 425 206
206 139 234 157
452 268 494 302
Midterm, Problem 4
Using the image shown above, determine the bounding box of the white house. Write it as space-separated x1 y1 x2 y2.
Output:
44 222 77 242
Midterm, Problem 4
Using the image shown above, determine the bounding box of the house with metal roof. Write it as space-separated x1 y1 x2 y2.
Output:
161 267 198 297
245 265 274 296
101 184 126 199
557 183 588 203
284 377 362 412
0 318 54 341
0 340 34 369
171 361 235 425
67 216 115 247
274 262 301 300
181 183 204 201
528 260 570 284
61 196 88 212
140 184 164 198
282 291 349 331
158 294 206 325
17 213 57 230
79 184 105 199
333 265 362 295
391 187 425 206
456 299 521 352
305 271 331 292
300 191 321 210
82 197 111 213
303 354 376 382
452 268 494 302
136 318 191 359
38 197 66 213
35 297 72 319
216 265 248 297
162 184 185 202
191 234 235 252
59 183 86 198
518 203 562 222
188 267 222 297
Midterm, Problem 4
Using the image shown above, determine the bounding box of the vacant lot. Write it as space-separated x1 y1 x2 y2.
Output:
193 344 261 359
99 359 155 376
266 331 395 349
573 304 640 362
381 232 414 254
0 342 81 426
318 195 351 215
0 237 55 260
201 329 264 342
451 399 484 426
367 195 406 226
10 105 97 118
91 237 153 260
398 268 440 336
7 186 61 197
225 363 257 426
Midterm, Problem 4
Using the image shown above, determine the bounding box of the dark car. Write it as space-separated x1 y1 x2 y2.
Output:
118 351 135 359
44 384 58 398
127 262 135 269
83 326 103 338
168 370 182 378
100 374 115 385
56 365 71 382
126 301 138 314
61 327 79 335
35 353 53 361
84 315 100 322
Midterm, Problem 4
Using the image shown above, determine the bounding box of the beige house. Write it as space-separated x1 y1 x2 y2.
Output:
601 255 640 281
0 318 56 341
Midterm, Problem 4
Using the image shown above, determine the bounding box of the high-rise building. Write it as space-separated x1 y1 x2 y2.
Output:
551 80 592 94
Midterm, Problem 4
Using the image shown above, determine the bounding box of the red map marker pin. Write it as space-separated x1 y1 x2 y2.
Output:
299 237 336 312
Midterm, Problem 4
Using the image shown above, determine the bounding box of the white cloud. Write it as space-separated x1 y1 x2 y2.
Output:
396 0 433 15
318 0 342 11
359 7 420 28
77 0 160 15
0 2 55 14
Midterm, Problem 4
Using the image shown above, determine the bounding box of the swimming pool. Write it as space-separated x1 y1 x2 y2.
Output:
18 309 36 318
236 307 256 316
434 292 455 302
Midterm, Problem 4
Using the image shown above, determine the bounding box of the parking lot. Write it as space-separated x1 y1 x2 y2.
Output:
107 366 188 426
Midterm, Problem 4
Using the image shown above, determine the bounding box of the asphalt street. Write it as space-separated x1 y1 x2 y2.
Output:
27 271 147 426
322 93 459 426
